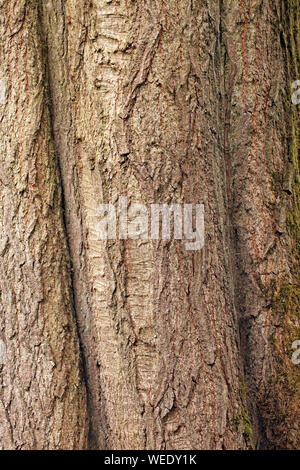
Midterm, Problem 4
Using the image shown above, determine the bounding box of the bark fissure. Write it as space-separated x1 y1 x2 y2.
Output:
0 0 89 449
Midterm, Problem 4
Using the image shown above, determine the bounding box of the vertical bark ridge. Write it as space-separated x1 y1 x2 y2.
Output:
41 0 249 449
222 0 299 448
0 0 88 449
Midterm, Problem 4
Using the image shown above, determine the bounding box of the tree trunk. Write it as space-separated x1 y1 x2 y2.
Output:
0 0 299 450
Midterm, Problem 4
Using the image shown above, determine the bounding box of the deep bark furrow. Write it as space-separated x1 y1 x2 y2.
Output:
0 0 88 450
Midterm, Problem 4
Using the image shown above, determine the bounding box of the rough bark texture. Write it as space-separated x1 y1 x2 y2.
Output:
0 0 88 449
0 0 299 450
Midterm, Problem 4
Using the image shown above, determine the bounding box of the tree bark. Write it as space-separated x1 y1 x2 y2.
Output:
0 0 299 450
0 0 88 449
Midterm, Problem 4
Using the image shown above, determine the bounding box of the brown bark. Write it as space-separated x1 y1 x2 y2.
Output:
0 0 299 450
0 0 88 449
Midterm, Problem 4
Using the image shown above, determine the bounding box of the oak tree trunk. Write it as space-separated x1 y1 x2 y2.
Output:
0 0 299 450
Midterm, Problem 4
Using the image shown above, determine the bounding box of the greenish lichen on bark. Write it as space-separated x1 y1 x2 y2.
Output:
280 0 300 262
257 0 300 450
